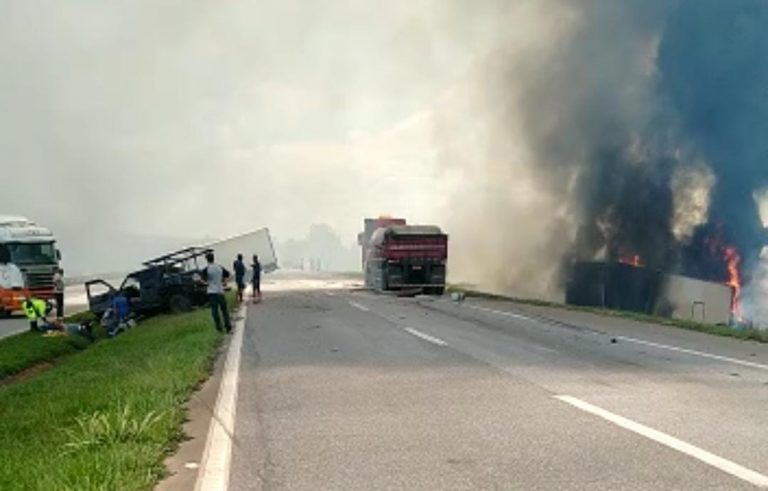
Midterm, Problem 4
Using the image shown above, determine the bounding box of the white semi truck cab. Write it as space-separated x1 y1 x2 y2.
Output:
0 216 61 316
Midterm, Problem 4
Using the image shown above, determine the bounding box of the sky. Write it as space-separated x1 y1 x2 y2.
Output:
0 0 508 273
5 0 765 310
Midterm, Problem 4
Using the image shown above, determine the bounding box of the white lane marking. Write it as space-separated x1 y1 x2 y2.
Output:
460 302 768 372
555 395 768 489
349 301 370 312
466 304 531 320
533 345 559 354
195 305 246 491
324 291 336 297
616 336 768 372
404 328 447 346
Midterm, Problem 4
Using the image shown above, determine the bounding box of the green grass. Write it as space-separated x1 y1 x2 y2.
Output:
0 312 99 381
449 286 768 343
0 305 225 490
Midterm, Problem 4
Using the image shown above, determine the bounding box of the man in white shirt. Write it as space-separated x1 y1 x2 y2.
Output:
199 252 232 333
53 268 65 318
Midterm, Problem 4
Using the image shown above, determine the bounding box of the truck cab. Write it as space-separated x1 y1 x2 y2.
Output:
0 216 61 316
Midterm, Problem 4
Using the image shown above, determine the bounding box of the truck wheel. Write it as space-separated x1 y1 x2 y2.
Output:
0 308 8 319
169 294 194 314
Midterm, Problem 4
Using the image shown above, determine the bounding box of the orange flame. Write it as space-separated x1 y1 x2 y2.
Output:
619 254 643 267
723 246 742 318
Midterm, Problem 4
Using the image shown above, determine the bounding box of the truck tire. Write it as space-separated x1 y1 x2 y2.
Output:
0 308 8 319
168 293 194 314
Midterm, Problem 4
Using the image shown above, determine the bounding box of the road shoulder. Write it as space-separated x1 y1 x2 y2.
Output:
156 340 229 491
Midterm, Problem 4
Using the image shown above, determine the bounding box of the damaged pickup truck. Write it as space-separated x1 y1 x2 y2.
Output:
85 247 212 317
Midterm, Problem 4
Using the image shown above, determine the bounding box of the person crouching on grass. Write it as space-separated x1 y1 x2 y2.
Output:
21 296 51 332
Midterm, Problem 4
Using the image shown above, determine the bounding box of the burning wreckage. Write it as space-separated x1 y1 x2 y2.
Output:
505 1 768 329
564 224 752 327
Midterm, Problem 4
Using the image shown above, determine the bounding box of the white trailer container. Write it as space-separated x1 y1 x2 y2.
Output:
205 228 278 275
655 273 733 325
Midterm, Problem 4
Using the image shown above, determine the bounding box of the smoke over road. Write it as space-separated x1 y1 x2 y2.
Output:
2 0 766 317
442 0 768 317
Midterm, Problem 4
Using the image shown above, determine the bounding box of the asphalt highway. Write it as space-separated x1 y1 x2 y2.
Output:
222 279 768 490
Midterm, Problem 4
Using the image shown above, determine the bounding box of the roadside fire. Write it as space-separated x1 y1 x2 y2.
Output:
723 245 743 318
618 254 643 267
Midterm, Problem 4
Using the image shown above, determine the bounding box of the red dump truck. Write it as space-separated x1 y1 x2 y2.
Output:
363 224 448 295
357 217 407 269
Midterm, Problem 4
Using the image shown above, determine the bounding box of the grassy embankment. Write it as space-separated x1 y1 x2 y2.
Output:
447 285 768 343
0 299 232 490
0 310 98 381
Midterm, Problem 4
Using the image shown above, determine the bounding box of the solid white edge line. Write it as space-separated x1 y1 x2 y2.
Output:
404 328 447 346
616 336 768 372
466 304 530 320
349 301 370 312
195 305 246 491
555 395 768 489
459 301 768 372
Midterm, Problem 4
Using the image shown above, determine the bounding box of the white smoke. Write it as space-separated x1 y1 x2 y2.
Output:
741 247 768 328
742 192 768 328
436 0 667 298
671 163 716 244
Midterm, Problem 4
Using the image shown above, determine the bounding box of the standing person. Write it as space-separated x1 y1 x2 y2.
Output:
233 254 246 303
251 254 262 303
199 252 232 333
52 268 65 318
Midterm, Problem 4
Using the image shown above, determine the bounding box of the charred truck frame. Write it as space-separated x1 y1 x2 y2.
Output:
362 222 448 295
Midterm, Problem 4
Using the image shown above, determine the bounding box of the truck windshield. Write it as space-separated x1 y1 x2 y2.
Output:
7 242 57 265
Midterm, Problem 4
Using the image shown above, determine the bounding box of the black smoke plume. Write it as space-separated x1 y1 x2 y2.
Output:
444 0 768 303
574 0 768 283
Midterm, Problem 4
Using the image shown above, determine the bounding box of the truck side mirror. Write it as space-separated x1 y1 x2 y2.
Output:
56 249 62 261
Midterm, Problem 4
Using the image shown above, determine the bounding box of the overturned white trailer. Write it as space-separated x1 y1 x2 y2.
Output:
205 228 278 275
566 262 733 325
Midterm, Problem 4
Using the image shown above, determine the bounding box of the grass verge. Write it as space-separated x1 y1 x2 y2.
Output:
448 285 768 343
0 303 228 490
0 312 99 381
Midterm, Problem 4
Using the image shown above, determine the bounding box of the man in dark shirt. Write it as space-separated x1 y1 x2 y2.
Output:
233 254 246 303
251 254 262 303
